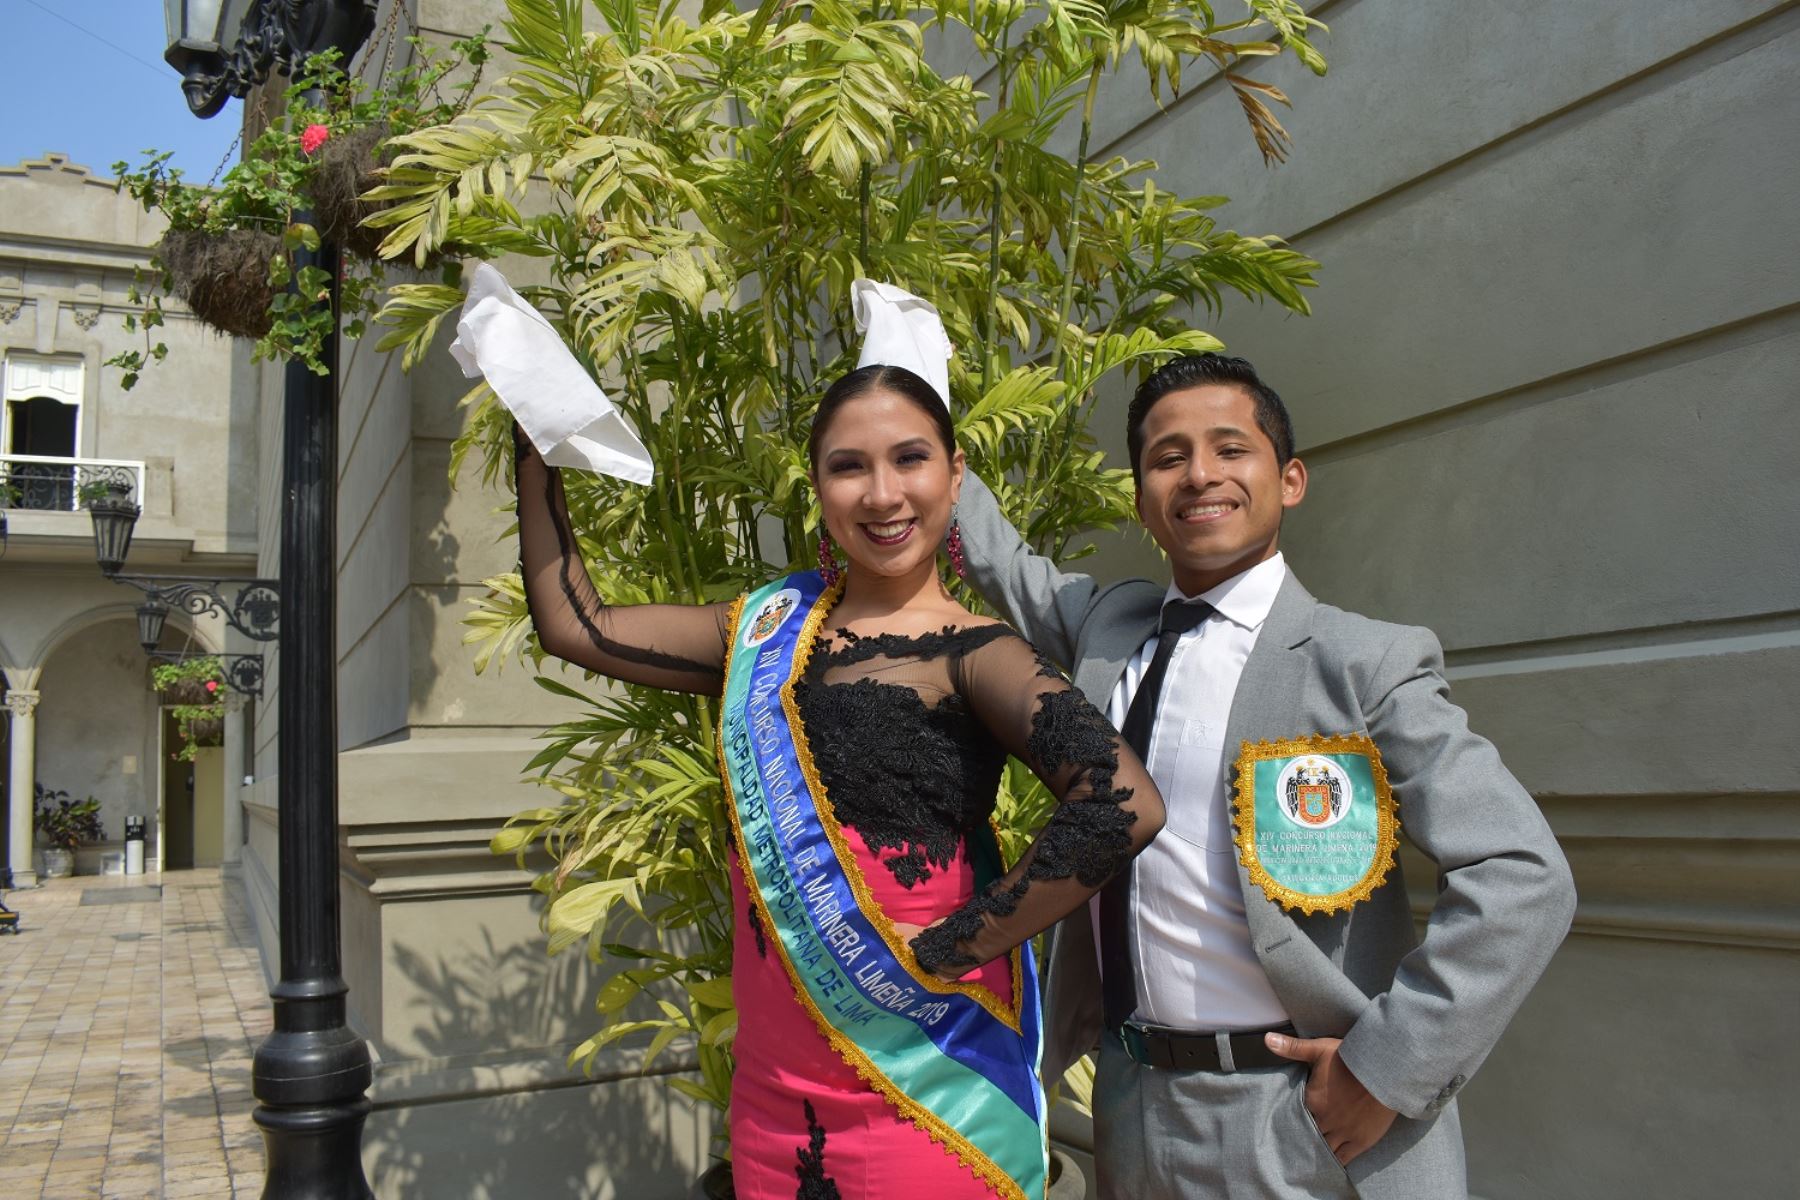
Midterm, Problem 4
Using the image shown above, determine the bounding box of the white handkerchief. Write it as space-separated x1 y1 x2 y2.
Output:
852 279 953 409
449 262 654 484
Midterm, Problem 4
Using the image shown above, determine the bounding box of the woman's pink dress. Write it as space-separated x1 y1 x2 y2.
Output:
727 828 1021 1199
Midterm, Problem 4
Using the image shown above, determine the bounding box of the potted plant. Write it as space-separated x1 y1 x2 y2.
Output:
34 785 104 879
106 33 490 390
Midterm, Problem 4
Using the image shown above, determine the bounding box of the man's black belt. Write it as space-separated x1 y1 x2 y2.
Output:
1116 1021 1295 1071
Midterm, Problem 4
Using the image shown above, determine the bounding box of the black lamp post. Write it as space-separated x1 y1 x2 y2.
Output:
159 2 379 1196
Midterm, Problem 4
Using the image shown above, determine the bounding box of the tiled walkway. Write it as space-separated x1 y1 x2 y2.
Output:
0 870 270 1198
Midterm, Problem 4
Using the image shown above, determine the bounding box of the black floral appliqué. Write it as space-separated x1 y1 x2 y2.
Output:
794 1099 841 1200
794 627 1011 888
913 683 1143 976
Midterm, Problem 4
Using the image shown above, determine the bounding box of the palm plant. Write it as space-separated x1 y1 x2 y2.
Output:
371 0 1324 1132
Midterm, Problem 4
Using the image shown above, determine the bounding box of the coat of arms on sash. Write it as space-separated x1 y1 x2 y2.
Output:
745 588 800 646
1230 733 1400 914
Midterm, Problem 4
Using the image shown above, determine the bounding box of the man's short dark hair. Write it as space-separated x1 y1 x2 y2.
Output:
1125 354 1295 484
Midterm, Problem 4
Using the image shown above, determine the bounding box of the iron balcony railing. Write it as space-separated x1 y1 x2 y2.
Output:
0 454 144 514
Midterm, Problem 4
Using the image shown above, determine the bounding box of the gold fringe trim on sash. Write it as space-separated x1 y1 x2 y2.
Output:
714 578 1034 1200
779 578 1028 1030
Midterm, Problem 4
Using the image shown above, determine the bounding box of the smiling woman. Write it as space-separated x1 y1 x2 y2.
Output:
809 364 962 587
505 331 1165 1197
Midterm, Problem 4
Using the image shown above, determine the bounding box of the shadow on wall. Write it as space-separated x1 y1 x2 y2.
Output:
365 922 714 1199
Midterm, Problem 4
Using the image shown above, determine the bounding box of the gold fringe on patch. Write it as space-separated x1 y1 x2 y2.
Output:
1229 732 1402 915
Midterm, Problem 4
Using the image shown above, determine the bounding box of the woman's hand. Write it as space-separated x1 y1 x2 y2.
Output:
904 917 976 983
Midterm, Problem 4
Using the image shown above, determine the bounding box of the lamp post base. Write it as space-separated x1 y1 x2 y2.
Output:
252 1101 374 1200
252 1021 375 1200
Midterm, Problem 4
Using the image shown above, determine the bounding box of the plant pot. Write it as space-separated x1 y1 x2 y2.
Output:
36 846 74 879
312 125 393 261
1048 1147 1085 1199
311 125 456 268
159 678 219 706
184 714 225 746
158 227 280 340
688 1162 733 1200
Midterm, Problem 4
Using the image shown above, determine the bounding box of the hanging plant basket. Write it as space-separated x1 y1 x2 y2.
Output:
312 125 457 268
158 677 218 707
312 125 393 260
158 227 280 339
184 714 225 747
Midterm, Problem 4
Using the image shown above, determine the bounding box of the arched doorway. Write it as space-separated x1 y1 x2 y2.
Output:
34 617 225 873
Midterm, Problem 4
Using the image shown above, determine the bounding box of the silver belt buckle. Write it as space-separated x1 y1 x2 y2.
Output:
1118 1020 1149 1065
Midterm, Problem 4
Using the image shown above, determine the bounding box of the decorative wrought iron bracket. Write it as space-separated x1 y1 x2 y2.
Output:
115 575 282 643
150 650 266 698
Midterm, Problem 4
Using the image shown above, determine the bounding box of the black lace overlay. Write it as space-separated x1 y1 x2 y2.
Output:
511 443 1164 982
911 685 1147 972
513 425 733 696
794 1099 841 1200
823 622 1015 667
795 631 1009 888
800 624 1162 981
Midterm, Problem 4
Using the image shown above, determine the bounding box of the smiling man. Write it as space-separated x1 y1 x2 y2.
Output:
956 353 1576 1199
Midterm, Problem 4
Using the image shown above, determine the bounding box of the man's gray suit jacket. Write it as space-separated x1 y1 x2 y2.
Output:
957 474 1576 1197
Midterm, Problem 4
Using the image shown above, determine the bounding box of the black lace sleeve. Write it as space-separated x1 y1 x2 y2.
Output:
908 630 1164 978
515 424 731 695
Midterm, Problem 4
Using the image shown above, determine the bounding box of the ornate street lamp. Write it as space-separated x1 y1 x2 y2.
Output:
88 486 140 577
162 0 239 118
86 488 282 644
165 1 374 121
158 3 379 1196
140 599 267 697
136 598 171 653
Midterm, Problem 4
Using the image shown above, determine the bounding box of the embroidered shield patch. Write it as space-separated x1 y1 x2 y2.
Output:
1231 734 1400 914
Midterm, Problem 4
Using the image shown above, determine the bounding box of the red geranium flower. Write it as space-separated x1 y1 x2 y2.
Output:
300 124 331 155
204 680 219 694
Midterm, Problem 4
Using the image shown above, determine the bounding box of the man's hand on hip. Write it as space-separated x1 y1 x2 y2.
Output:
1266 1032 1397 1166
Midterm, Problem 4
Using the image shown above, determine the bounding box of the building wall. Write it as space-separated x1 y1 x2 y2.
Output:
0 154 258 564
0 153 252 881
233 2 1798 1197
1063 2 1799 1196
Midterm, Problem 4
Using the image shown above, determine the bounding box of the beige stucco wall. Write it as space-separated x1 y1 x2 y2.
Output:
1051 2 1800 1196
0 154 259 565
232 2 1798 1197
1 151 254 882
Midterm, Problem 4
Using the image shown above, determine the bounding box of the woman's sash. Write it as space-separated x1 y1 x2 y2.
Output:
718 572 1048 1199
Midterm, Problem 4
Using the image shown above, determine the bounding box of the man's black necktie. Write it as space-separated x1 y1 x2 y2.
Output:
1100 599 1215 1030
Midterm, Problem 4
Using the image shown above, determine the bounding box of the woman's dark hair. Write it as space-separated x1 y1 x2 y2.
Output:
1125 354 1295 485
807 364 955 466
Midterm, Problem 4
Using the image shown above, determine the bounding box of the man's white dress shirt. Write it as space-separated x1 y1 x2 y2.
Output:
1097 552 1293 1031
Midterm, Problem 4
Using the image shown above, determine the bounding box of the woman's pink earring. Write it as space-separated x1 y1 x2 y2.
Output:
945 516 967 581
818 529 842 588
